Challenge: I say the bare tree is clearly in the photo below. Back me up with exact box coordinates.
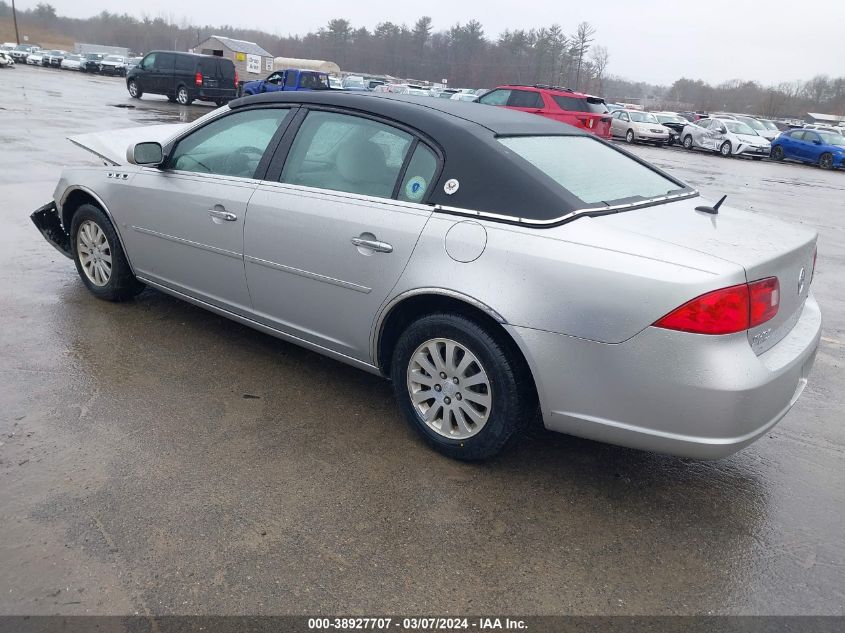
[572,21,595,91]
[589,45,609,94]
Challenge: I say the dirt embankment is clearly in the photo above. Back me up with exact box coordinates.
[0,17,75,50]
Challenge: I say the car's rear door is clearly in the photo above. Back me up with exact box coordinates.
[504,89,545,116]
[113,106,294,314]
[243,108,438,362]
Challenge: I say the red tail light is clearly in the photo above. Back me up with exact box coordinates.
[195,72,203,86]
[749,277,779,327]
[234,70,239,87]
[654,277,780,335]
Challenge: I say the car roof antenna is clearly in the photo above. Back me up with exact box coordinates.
[695,194,726,215]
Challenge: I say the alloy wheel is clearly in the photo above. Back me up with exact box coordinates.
[406,338,492,440]
[76,220,112,287]
[128,81,138,97]
[820,154,833,170]
[177,88,188,105]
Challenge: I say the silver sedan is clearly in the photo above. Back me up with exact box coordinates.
[31,92,820,461]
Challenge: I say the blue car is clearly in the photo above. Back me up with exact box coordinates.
[242,69,330,96]
[771,128,845,170]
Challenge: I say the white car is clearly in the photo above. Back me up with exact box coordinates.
[0,51,14,68]
[450,92,478,102]
[681,117,771,159]
[60,54,84,71]
[26,51,44,65]
[735,115,779,142]
[610,110,672,145]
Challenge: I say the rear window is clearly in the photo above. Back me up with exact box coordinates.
[498,136,682,206]
[552,96,608,114]
[218,59,236,80]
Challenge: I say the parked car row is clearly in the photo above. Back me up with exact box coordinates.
[0,43,138,76]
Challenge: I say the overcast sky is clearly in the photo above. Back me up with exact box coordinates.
[29,0,845,85]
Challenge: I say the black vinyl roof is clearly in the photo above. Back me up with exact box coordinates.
[230,91,688,223]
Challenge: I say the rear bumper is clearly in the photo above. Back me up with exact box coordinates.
[30,201,72,258]
[508,295,821,459]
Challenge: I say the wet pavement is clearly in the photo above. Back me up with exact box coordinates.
[0,65,844,615]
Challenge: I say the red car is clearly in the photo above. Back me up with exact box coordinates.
[477,84,612,139]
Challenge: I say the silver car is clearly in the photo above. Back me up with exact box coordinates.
[682,117,772,158]
[31,92,821,461]
[610,110,671,146]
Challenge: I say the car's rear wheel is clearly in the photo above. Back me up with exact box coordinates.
[127,80,142,99]
[683,135,694,149]
[819,153,834,170]
[70,204,144,302]
[390,313,533,461]
[625,129,635,143]
[176,85,193,105]
[719,141,732,157]
[771,145,785,161]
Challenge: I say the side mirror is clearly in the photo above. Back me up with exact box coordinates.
[127,141,163,166]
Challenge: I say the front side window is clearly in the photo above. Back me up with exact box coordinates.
[280,111,412,199]
[478,89,511,106]
[498,135,683,206]
[169,108,290,178]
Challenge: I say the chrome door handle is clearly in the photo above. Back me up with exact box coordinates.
[351,237,393,253]
[208,208,238,222]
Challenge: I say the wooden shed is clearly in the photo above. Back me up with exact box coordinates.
[193,35,274,82]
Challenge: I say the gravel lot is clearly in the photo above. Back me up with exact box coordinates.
[1,65,844,616]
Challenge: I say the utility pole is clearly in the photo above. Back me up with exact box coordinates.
[11,0,21,44]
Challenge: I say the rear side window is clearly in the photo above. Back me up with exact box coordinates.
[280,111,413,199]
[507,90,543,108]
[398,144,439,203]
[498,135,682,206]
[552,96,607,113]
[285,72,298,88]
[174,54,194,72]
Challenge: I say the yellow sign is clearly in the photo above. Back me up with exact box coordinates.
[235,52,246,61]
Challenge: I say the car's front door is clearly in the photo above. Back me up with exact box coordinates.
[243,109,438,362]
[113,107,294,313]
[798,131,821,161]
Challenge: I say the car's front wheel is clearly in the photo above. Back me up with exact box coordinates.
[70,204,144,302]
[771,145,785,161]
[683,135,694,149]
[390,313,534,461]
[127,79,142,99]
[719,141,732,157]
[625,129,635,143]
[176,85,193,105]
[819,153,834,170]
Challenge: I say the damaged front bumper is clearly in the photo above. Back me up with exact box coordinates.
[31,201,72,258]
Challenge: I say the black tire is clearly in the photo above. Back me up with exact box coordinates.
[215,98,229,107]
[176,85,193,106]
[719,141,732,157]
[70,204,144,302]
[771,145,785,161]
[819,153,834,170]
[390,313,534,461]
[625,129,635,144]
[683,135,694,149]
[127,79,142,99]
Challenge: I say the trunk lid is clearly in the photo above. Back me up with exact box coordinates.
[595,197,817,354]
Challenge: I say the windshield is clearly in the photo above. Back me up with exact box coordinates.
[725,121,757,135]
[630,112,659,124]
[656,114,685,124]
[818,131,845,146]
[498,135,683,207]
[737,116,765,131]
[343,77,365,89]
[759,119,779,131]
[104,55,123,62]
